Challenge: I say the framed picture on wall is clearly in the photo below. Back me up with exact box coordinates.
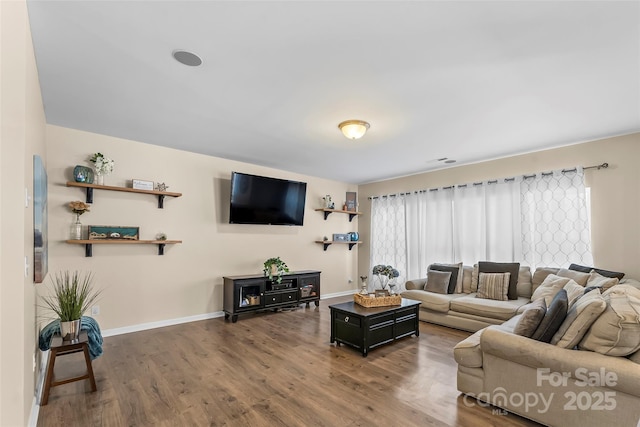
[33,155,48,283]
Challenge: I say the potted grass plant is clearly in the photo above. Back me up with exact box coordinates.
[263,257,290,284]
[40,271,102,342]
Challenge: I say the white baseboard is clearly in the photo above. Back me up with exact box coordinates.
[102,291,355,337]
[102,311,225,337]
[28,395,40,427]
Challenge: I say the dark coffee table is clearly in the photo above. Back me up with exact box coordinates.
[329,298,421,357]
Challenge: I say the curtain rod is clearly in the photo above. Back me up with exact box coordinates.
[368,162,608,200]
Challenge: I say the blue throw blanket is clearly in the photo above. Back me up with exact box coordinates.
[39,316,103,360]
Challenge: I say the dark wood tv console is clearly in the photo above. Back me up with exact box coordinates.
[223,271,321,322]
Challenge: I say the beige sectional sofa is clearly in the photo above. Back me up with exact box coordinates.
[402,266,640,427]
[401,265,534,332]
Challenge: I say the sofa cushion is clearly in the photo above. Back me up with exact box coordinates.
[450,295,529,321]
[531,289,568,343]
[461,265,474,293]
[424,269,451,294]
[551,288,606,349]
[586,270,619,292]
[531,267,560,294]
[514,298,547,338]
[400,289,465,313]
[453,329,484,368]
[579,284,640,356]
[556,268,590,286]
[531,274,570,306]
[478,261,520,300]
[629,348,640,364]
[428,264,459,294]
[569,263,625,280]
[563,279,585,308]
[516,266,533,299]
[476,272,510,301]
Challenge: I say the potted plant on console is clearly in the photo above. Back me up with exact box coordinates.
[40,271,102,342]
[263,257,290,284]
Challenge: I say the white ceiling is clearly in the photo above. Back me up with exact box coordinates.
[27,1,640,184]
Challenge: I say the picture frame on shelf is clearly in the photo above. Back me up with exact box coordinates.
[132,179,154,190]
[88,225,139,240]
[346,191,357,211]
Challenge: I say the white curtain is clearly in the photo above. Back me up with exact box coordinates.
[405,188,454,280]
[520,168,592,269]
[370,167,592,282]
[370,196,407,287]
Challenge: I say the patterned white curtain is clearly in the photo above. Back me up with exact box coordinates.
[520,168,592,269]
[370,167,593,283]
[370,196,407,289]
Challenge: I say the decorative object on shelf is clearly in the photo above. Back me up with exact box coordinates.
[156,182,168,192]
[332,233,350,242]
[69,201,90,240]
[263,257,290,284]
[155,232,167,241]
[88,225,139,241]
[359,275,368,294]
[39,271,102,342]
[73,165,94,184]
[322,194,332,209]
[346,191,357,211]
[349,232,359,241]
[338,119,370,140]
[89,152,114,186]
[372,264,400,290]
[132,179,154,190]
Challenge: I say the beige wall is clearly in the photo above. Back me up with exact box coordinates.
[0,0,47,425]
[357,133,640,281]
[45,125,360,331]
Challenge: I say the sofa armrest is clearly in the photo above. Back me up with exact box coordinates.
[405,278,426,290]
[480,327,640,397]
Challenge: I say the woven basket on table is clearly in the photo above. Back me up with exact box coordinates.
[354,292,401,308]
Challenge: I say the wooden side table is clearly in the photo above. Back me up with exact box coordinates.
[41,330,97,405]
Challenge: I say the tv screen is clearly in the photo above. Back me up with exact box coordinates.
[229,172,307,226]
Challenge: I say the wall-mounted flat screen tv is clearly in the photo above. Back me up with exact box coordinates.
[229,172,307,226]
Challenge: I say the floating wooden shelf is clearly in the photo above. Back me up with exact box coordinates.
[314,208,361,222]
[66,239,182,257]
[315,240,362,251]
[66,181,182,208]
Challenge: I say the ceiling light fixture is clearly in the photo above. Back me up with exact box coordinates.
[172,50,203,67]
[338,120,370,140]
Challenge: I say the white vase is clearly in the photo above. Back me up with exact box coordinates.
[96,173,104,186]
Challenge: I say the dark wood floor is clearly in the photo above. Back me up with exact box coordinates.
[37,295,540,426]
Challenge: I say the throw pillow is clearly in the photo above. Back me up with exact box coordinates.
[563,280,585,308]
[429,263,460,294]
[470,264,479,293]
[556,268,590,286]
[531,289,569,343]
[580,285,640,356]
[629,348,640,364]
[478,261,520,300]
[586,270,619,292]
[531,274,570,306]
[513,299,547,338]
[569,263,625,280]
[424,270,452,294]
[476,272,510,301]
[531,267,560,294]
[551,289,607,348]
